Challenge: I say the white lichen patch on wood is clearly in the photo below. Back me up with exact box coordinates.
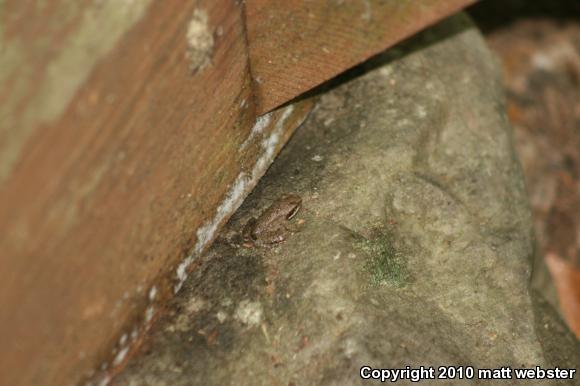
[239,113,272,150]
[112,346,129,366]
[87,279,161,385]
[361,0,372,21]
[186,9,214,73]
[96,375,111,386]
[145,305,155,324]
[148,286,157,301]
[173,105,300,294]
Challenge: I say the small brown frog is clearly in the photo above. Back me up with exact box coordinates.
[243,194,302,245]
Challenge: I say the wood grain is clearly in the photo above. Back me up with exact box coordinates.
[245,0,476,114]
[0,1,311,385]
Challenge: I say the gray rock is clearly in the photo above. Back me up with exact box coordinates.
[114,14,580,386]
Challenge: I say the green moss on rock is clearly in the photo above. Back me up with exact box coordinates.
[356,229,410,287]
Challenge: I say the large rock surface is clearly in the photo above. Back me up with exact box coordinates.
[113,14,580,386]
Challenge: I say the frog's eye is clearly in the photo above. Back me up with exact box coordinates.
[286,206,300,220]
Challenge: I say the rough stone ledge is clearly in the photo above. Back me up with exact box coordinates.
[113,14,580,386]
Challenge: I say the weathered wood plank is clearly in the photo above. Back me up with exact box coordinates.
[245,0,476,114]
[0,1,311,385]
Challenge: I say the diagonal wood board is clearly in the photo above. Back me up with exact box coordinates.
[245,0,476,114]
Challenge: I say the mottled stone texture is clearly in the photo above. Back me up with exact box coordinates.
[114,14,580,386]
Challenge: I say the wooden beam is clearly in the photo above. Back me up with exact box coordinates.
[0,1,311,385]
[245,0,476,114]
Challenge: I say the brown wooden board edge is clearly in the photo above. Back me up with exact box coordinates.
[87,99,314,385]
[245,0,478,115]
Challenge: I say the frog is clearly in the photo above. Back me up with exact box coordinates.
[243,194,302,246]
